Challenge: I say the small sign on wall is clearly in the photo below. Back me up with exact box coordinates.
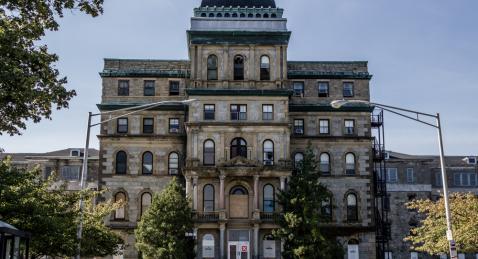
[263,240,276,258]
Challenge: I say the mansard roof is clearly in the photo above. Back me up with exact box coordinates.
[200,0,276,8]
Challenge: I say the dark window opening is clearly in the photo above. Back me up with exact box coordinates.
[144,80,155,96]
[204,104,215,120]
[169,81,180,96]
[143,118,154,134]
[231,104,247,120]
[207,55,218,80]
[117,118,128,134]
[116,151,127,175]
[294,119,304,135]
[169,118,180,133]
[230,138,247,159]
[260,56,270,80]
[318,82,329,97]
[234,55,245,80]
[118,80,129,96]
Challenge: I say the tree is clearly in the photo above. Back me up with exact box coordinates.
[0,157,124,258]
[0,0,104,136]
[405,193,478,255]
[135,178,194,259]
[273,146,343,258]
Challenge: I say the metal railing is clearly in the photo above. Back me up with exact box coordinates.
[193,212,219,222]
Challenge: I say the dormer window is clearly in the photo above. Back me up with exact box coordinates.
[465,157,477,165]
[70,149,81,157]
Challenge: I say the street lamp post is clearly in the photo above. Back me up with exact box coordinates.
[331,99,458,259]
[75,99,196,259]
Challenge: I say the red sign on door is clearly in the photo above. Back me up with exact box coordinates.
[241,246,248,252]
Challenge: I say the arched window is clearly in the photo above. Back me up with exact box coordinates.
[114,192,126,220]
[240,13,245,17]
[347,193,358,221]
[224,13,230,17]
[202,234,215,256]
[232,13,238,18]
[216,13,223,17]
[294,153,304,169]
[248,13,253,18]
[203,140,215,166]
[256,13,262,18]
[230,138,247,159]
[141,192,152,217]
[230,186,248,195]
[260,56,270,80]
[345,153,356,175]
[209,13,215,17]
[207,55,218,81]
[116,151,127,175]
[169,152,179,175]
[263,13,269,18]
[234,55,245,81]
[203,184,215,212]
[271,13,277,18]
[263,140,274,165]
[142,152,153,175]
[201,13,207,17]
[263,184,275,212]
[321,196,332,220]
[319,153,331,175]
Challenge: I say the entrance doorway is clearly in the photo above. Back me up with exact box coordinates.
[228,241,250,259]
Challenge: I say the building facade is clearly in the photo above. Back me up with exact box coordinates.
[98,0,380,258]
[385,152,478,259]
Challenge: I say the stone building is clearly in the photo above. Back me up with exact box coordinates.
[0,148,99,191]
[97,0,381,258]
[384,151,478,259]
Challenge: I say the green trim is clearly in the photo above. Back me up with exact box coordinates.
[289,104,375,112]
[288,61,368,65]
[186,89,293,96]
[97,103,188,111]
[100,70,190,78]
[288,70,372,80]
[187,30,291,45]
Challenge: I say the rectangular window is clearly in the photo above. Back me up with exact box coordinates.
[343,82,354,97]
[143,118,154,134]
[458,254,465,259]
[318,82,329,97]
[117,118,128,133]
[436,172,443,187]
[384,252,393,259]
[204,104,215,120]
[143,80,155,96]
[293,82,305,96]
[294,119,304,135]
[230,104,247,121]
[344,120,355,135]
[319,119,330,134]
[454,172,477,186]
[386,168,398,183]
[407,168,415,184]
[169,81,180,96]
[45,166,53,179]
[410,252,418,259]
[118,80,129,96]
[61,166,81,181]
[262,105,273,121]
[169,118,180,133]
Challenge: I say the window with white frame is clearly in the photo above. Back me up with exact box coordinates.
[294,119,304,135]
[454,172,477,186]
[407,168,415,184]
[385,252,393,259]
[344,120,355,135]
[60,166,81,181]
[343,82,354,97]
[293,82,304,96]
[318,82,329,97]
[230,104,247,121]
[262,105,274,121]
[319,119,330,134]
[386,168,398,183]
[169,118,180,133]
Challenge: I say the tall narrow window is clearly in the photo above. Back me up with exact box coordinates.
[169,81,180,96]
[294,119,304,135]
[262,105,273,120]
[230,104,247,121]
[169,118,180,133]
[263,140,274,166]
[143,80,155,96]
[203,140,215,166]
[345,153,356,175]
[344,120,355,135]
[118,80,129,96]
[230,138,247,159]
[117,118,128,133]
[343,82,354,97]
[263,184,275,212]
[407,168,415,184]
[386,168,398,183]
[169,152,179,175]
[321,196,332,220]
[319,153,331,175]
[203,185,215,212]
[114,192,126,220]
[207,55,218,80]
[116,151,127,175]
[143,118,154,134]
[294,153,304,169]
[260,56,270,80]
[234,55,244,80]
[318,82,329,97]
[293,82,304,97]
[347,193,358,221]
[142,152,153,175]
[141,192,152,217]
[319,119,330,134]
[204,104,215,120]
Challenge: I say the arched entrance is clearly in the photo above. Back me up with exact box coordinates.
[229,186,249,219]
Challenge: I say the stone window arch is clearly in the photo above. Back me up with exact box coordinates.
[140,192,152,217]
[263,140,274,165]
[115,151,127,175]
[169,152,179,175]
[294,152,304,169]
[346,193,359,222]
[345,153,356,175]
[114,192,127,220]
[142,151,153,175]
[203,184,215,212]
[230,138,247,159]
[319,153,331,175]
[263,184,275,212]
[234,55,245,80]
[203,139,215,166]
[260,55,270,80]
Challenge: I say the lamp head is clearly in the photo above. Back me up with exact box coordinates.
[181,99,197,104]
[331,100,349,109]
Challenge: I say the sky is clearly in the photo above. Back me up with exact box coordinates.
[1,0,477,155]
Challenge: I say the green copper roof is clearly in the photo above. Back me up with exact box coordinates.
[288,70,372,80]
[289,104,375,112]
[186,89,293,96]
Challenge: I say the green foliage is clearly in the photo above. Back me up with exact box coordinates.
[0,0,103,136]
[405,193,478,255]
[135,178,194,259]
[0,157,124,258]
[273,146,343,258]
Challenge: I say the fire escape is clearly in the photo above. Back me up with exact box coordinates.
[371,109,390,259]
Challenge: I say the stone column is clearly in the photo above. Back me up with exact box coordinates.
[219,175,225,209]
[254,224,259,259]
[280,177,286,191]
[254,175,260,210]
[185,176,192,198]
[193,176,198,211]
[220,223,226,259]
